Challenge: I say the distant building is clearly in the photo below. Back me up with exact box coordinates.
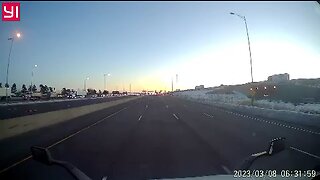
[195,85,204,90]
[268,73,289,83]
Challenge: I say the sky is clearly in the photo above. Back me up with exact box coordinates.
[1,1,320,92]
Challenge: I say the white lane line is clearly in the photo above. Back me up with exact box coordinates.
[0,156,32,174]
[166,105,169,109]
[47,107,127,149]
[290,146,320,160]
[145,105,148,109]
[138,115,143,121]
[173,113,179,120]
[227,111,320,135]
[221,165,232,174]
[203,112,214,118]
[203,113,210,117]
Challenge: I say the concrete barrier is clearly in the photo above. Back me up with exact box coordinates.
[0,96,140,140]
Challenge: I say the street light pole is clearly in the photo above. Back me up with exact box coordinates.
[230,12,254,83]
[5,38,14,103]
[104,74,106,91]
[230,12,254,105]
[84,77,89,92]
[5,32,21,103]
[244,17,254,84]
[103,73,110,92]
[171,77,173,92]
[31,65,38,97]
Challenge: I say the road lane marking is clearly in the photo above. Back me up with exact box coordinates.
[0,107,129,175]
[221,165,232,174]
[47,107,128,149]
[173,114,179,120]
[166,105,169,108]
[203,113,214,118]
[138,115,143,121]
[290,146,320,160]
[226,111,320,135]
[0,156,32,174]
[203,113,210,117]
[145,105,148,109]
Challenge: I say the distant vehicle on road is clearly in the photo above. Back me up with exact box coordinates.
[77,94,85,98]
[30,92,42,101]
[112,91,120,96]
[67,94,77,99]
[49,92,58,99]
[57,94,64,98]
[76,91,87,98]
[22,93,32,100]
[0,88,12,100]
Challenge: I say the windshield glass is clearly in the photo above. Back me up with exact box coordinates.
[0,1,320,180]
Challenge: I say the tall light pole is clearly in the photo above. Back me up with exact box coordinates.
[5,32,21,103]
[31,64,38,95]
[104,73,111,92]
[230,12,253,83]
[84,77,89,92]
[230,12,254,105]
[176,74,178,90]
[171,77,173,92]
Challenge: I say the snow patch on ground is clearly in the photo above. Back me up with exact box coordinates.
[174,90,320,128]
[174,90,320,115]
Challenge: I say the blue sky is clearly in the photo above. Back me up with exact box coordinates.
[1,1,320,92]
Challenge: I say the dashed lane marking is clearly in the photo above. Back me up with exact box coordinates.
[225,111,320,135]
[173,113,179,120]
[221,165,232,174]
[203,113,214,118]
[290,146,320,160]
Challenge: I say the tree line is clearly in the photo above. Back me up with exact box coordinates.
[1,82,118,96]
[0,82,55,94]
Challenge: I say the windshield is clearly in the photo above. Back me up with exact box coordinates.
[0,1,320,180]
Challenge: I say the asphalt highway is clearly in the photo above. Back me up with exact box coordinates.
[0,96,319,180]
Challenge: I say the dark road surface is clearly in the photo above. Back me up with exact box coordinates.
[0,96,130,120]
[0,96,319,180]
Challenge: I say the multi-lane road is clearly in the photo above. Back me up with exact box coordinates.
[0,96,319,180]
